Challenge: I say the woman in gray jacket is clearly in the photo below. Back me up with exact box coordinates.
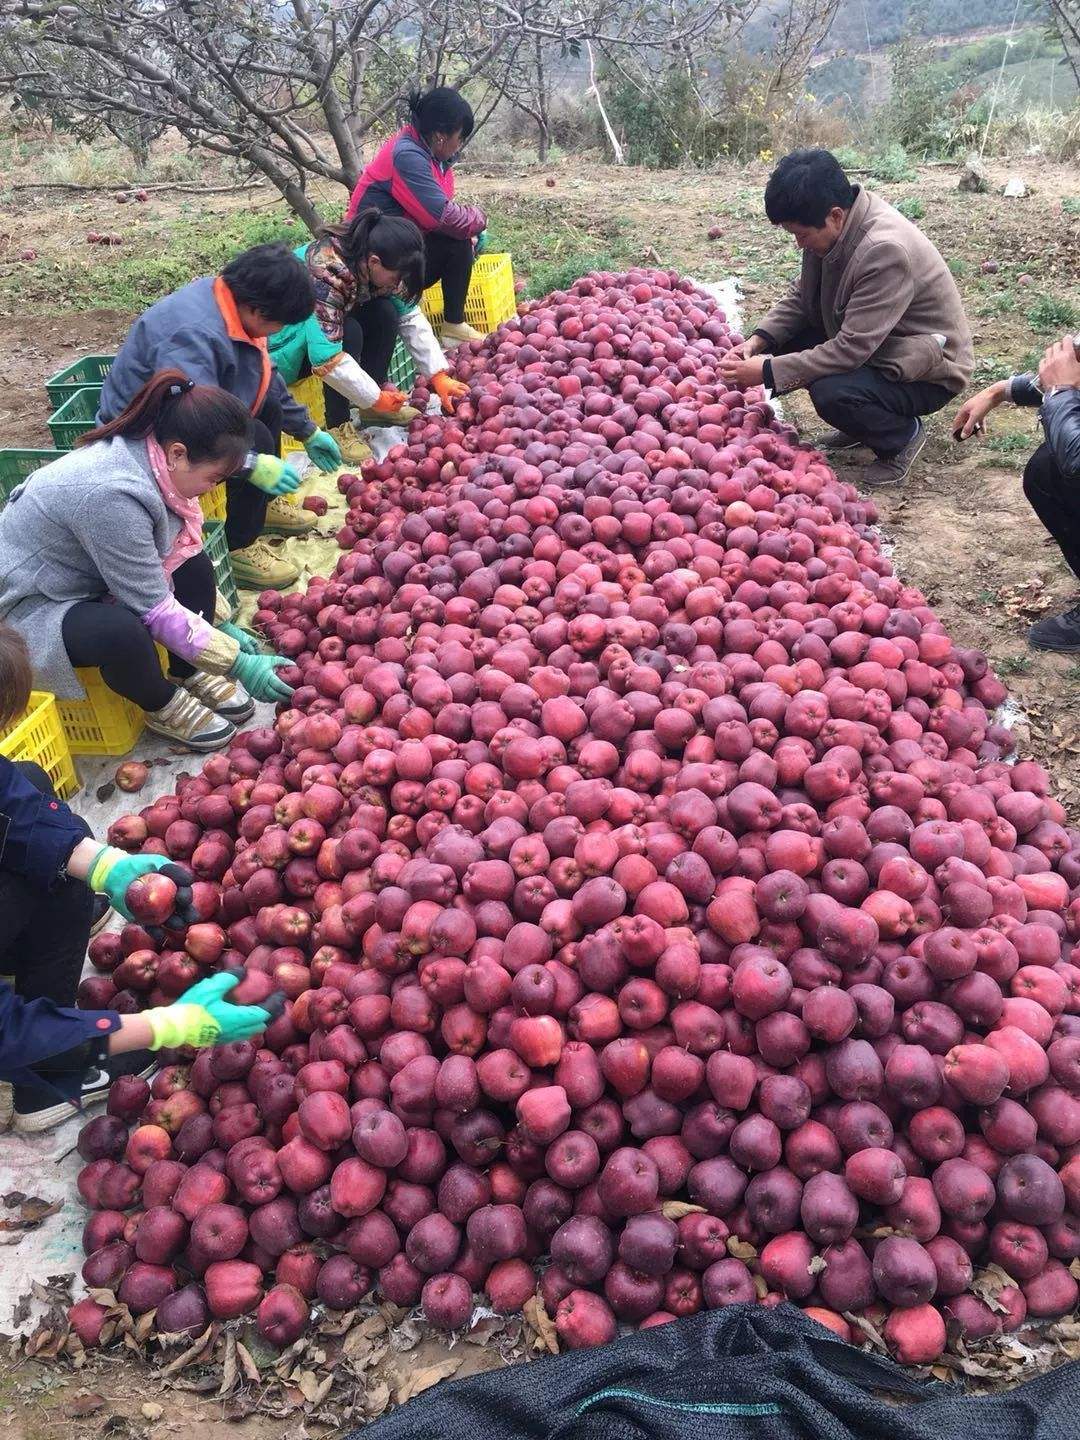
[0,370,294,750]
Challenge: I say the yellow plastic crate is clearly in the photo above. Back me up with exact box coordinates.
[0,691,78,798]
[57,645,169,756]
[58,669,145,756]
[199,483,226,522]
[421,253,516,335]
[281,375,326,485]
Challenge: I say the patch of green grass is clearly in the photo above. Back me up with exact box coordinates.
[972,356,1014,384]
[948,257,968,278]
[994,654,1033,676]
[834,143,915,183]
[1027,293,1080,334]
[485,202,638,298]
[894,196,925,221]
[976,292,1016,318]
[0,207,304,313]
[987,430,1034,455]
[1063,196,1080,216]
[1065,661,1080,683]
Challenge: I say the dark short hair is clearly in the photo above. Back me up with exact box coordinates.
[408,86,475,142]
[221,242,315,325]
[764,149,857,228]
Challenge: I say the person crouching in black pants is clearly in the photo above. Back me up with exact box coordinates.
[954,335,1080,652]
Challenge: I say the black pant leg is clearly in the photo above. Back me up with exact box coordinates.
[323,300,401,428]
[164,551,218,681]
[225,406,280,550]
[0,765,93,1010]
[61,600,174,711]
[806,367,952,456]
[424,233,474,325]
[1023,443,1080,581]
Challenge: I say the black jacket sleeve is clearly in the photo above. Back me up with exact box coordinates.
[0,755,91,888]
[1042,387,1080,480]
[1007,374,1044,407]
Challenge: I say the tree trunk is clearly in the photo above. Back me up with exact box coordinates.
[1049,0,1080,90]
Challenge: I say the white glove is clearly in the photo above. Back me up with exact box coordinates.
[398,306,447,380]
[315,352,382,410]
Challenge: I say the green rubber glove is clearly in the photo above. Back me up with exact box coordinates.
[304,428,342,472]
[219,620,262,655]
[86,850,194,922]
[475,229,489,255]
[144,972,271,1050]
[247,454,302,495]
[229,651,295,703]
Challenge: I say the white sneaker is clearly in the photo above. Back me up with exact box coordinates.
[144,688,236,751]
[183,671,255,723]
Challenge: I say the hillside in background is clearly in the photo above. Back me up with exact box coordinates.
[821,0,1046,52]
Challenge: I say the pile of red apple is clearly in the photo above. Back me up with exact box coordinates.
[69,269,1080,1367]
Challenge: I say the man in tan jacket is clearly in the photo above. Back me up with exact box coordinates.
[721,149,973,487]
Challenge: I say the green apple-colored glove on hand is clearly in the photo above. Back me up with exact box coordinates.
[229,651,294,703]
[219,620,262,655]
[144,972,271,1050]
[304,428,342,472]
[85,850,195,922]
[247,454,302,495]
[474,229,489,255]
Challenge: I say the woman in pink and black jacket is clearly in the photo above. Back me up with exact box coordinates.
[347,88,487,345]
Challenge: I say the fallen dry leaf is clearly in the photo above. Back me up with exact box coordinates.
[66,1392,107,1418]
[523,1295,559,1355]
[661,1201,705,1221]
[396,1357,462,1404]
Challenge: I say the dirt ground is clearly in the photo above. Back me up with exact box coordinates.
[0,153,1078,1437]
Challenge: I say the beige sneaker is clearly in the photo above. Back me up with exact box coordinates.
[441,320,484,345]
[143,688,236,751]
[230,540,298,590]
[263,496,318,537]
[184,672,255,723]
[327,420,374,466]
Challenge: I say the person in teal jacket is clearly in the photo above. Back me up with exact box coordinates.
[269,209,467,464]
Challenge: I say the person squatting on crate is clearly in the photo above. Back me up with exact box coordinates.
[0,627,273,1133]
[953,336,1080,653]
[720,149,974,490]
[0,372,295,750]
[347,87,488,346]
[97,243,343,591]
[269,208,469,465]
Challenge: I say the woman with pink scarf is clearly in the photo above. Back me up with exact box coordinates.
[0,370,293,751]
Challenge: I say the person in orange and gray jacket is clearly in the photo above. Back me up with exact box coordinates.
[721,149,973,489]
[98,244,339,592]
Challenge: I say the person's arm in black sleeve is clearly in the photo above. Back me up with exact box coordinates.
[1041,387,1080,478]
[1007,374,1044,407]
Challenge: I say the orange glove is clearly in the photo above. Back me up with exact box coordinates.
[431,372,468,414]
[371,388,410,414]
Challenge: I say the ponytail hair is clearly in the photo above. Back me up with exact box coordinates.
[323,208,425,303]
[408,86,475,142]
[0,623,33,727]
[79,369,252,469]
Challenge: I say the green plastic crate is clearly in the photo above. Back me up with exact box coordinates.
[203,518,238,619]
[45,354,114,408]
[47,387,100,451]
[0,447,62,506]
[388,337,416,393]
